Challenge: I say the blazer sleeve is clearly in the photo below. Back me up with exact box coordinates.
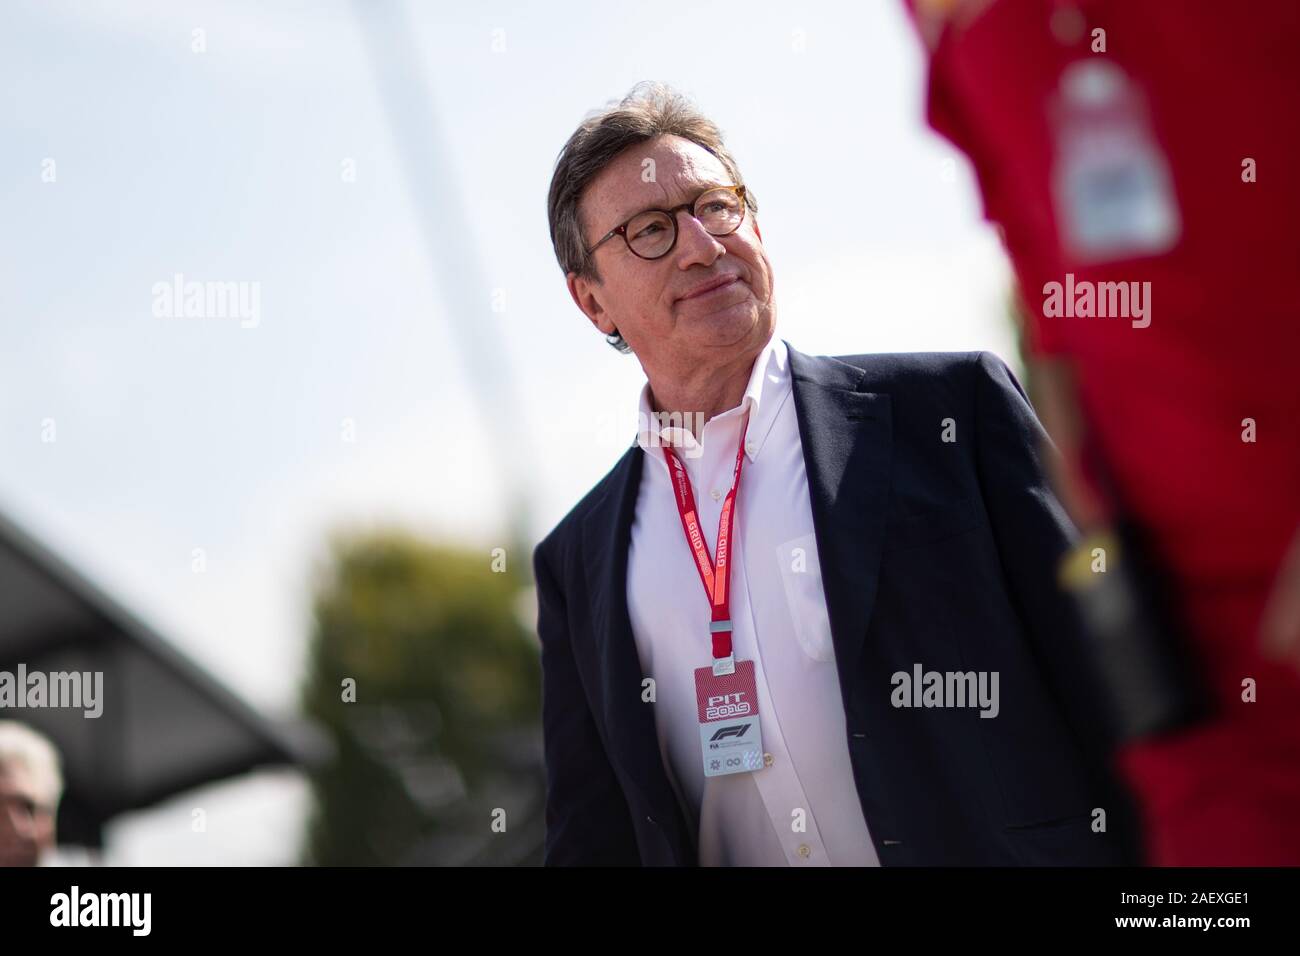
[970,351,1142,855]
[534,538,642,866]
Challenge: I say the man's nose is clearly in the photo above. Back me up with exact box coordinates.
[673,210,726,267]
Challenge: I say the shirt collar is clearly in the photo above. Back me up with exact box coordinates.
[635,335,790,466]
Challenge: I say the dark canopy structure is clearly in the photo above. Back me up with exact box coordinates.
[0,508,327,848]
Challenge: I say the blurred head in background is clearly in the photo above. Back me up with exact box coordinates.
[549,82,776,416]
[0,721,63,867]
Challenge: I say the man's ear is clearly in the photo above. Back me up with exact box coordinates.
[566,271,618,337]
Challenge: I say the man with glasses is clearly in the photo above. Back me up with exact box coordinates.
[536,81,1140,866]
[0,722,62,867]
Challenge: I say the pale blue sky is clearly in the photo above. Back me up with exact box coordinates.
[2,0,1012,861]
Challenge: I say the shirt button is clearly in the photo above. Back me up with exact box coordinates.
[710,489,721,501]
[763,753,774,767]
[797,844,811,859]
[745,442,756,455]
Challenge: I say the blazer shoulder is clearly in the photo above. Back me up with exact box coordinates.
[826,349,1006,397]
[819,350,1029,425]
[831,349,988,381]
[534,446,637,571]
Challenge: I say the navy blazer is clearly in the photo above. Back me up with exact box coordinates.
[533,343,1141,866]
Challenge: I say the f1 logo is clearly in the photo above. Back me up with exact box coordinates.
[709,723,751,741]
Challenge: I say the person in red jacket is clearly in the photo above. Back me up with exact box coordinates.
[905,0,1300,864]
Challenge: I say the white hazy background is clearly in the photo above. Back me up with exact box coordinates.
[0,0,1013,864]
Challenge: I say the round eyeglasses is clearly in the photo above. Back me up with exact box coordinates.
[584,184,747,261]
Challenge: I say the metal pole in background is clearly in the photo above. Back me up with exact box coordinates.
[352,0,536,569]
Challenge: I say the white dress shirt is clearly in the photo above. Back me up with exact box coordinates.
[626,333,880,867]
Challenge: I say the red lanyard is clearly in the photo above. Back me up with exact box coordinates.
[661,411,751,664]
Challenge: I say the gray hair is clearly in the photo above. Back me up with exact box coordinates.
[0,721,64,808]
[546,81,759,353]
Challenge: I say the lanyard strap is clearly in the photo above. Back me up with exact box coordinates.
[661,411,751,662]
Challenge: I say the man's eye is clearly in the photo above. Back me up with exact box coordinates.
[633,223,664,240]
[2,795,37,816]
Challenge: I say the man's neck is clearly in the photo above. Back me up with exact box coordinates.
[647,346,763,439]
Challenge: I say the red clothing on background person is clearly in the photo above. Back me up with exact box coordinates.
[907,0,1300,863]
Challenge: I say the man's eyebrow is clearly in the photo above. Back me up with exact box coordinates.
[611,181,721,226]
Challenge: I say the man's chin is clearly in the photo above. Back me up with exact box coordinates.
[677,298,757,332]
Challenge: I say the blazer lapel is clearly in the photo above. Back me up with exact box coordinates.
[579,448,686,833]
[785,342,894,691]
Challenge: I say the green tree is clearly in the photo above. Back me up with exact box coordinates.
[300,529,543,865]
